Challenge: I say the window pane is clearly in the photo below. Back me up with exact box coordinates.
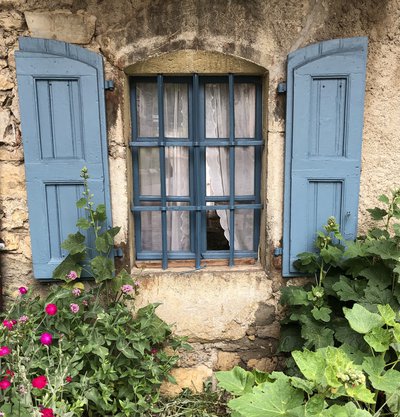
[205,83,229,138]
[235,147,254,195]
[166,147,189,196]
[136,82,159,137]
[139,148,160,196]
[234,83,256,138]
[164,83,188,138]
[140,203,161,251]
[167,202,190,251]
[206,203,230,251]
[235,208,254,251]
[206,147,229,196]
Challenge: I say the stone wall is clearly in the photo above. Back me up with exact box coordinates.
[0,0,399,392]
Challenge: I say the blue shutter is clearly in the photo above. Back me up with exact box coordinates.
[283,37,368,276]
[15,37,112,280]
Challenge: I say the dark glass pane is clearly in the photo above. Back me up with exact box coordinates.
[206,203,229,250]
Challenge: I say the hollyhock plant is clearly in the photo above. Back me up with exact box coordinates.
[0,346,11,356]
[45,303,57,316]
[32,375,48,390]
[40,333,53,346]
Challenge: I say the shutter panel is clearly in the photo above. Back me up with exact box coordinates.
[15,37,112,280]
[283,37,368,277]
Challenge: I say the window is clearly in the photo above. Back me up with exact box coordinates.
[130,75,263,269]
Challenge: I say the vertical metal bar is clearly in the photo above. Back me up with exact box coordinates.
[188,79,196,256]
[158,75,168,269]
[228,74,235,266]
[193,74,201,269]
[254,81,262,250]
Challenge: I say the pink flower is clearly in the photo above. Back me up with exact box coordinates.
[134,280,140,287]
[121,284,133,294]
[0,380,11,390]
[67,271,78,280]
[45,304,57,316]
[72,288,81,297]
[0,346,11,356]
[70,303,79,314]
[40,333,53,345]
[66,376,72,383]
[2,320,14,330]
[18,315,28,323]
[82,300,88,306]
[18,286,28,295]
[32,375,47,389]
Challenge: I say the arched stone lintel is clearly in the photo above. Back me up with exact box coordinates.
[124,50,267,76]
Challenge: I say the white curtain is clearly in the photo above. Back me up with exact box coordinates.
[205,83,255,251]
[138,82,255,252]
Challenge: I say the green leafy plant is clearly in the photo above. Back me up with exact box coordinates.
[217,303,400,417]
[280,190,400,355]
[0,168,189,417]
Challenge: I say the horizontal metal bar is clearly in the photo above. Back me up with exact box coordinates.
[137,252,196,260]
[201,251,258,259]
[206,195,256,202]
[131,203,263,212]
[138,196,191,202]
[130,140,264,148]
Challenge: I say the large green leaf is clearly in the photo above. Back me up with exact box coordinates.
[345,384,375,404]
[292,350,325,383]
[364,327,391,352]
[332,276,364,302]
[278,324,304,353]
[311,307,331,322]
[228,378,304,417]
[52,253,84,279]
[322,403,373,417]
[366,239,400,260]
[377,304,396,326]
[362,355,385,378]
[368,369,400,394]
[281,287,309,306]
[367,207,387,221]
[300,317,334,349]
[343,304,384,334]
[90,256,114,283]
[61,231,86,254]
[216,366,255,396]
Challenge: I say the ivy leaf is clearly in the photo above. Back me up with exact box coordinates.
[343,304,384,334]
[90,256,114,283]
[228,378,304,417]
[311,307,332,323]
[280,286,310,306]
[61,232,86,254]
[367,207,388,220]
[364,327,391,352]
[76,217,91,230]
[216,366,255,396]
[76,198,87,208]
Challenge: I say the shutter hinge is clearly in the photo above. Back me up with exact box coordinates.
[273,247,283,256]
[104,80,115,91]
[277,82,287,94]
[114,247,123,258]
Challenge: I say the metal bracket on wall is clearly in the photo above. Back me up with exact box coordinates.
[277,82,287,94]
[104,80,115,91]
[114,247,123,258]
[273,247,283,256]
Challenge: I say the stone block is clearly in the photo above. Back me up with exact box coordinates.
[25,11,96,45]
[0,69,14,90]
[160,365,213,396]
[0,11,24,31]
[216,351,241,370]
[247,357,278,373]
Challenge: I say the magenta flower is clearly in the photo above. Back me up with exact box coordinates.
[2,320,13,330]
[18,286,28,295]
[32,375,47,389]
[0,346,11,356]
[67,271,78,280]
[45,304,57,316]
[40,333,53,345]
[121,284,134,294]
[70,303,79,313]
[0,380,11,390]
[72,288,81,297]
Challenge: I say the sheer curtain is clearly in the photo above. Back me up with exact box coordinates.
[138,81,255,252]
[205,83,255,251]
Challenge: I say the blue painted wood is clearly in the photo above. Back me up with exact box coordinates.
[283,37,368,277]
[15,37,112,280]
